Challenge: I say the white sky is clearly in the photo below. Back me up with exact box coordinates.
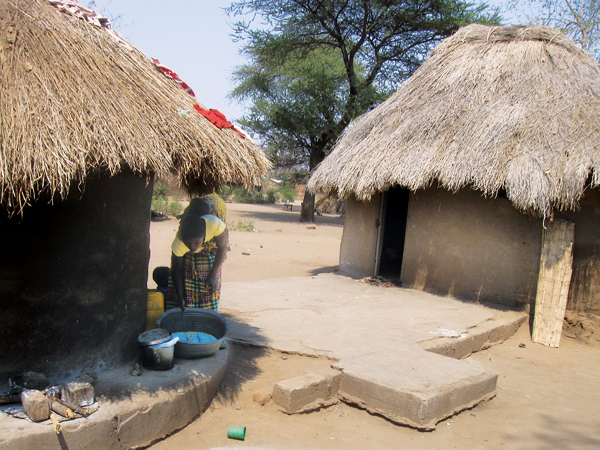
[89,1,529,124]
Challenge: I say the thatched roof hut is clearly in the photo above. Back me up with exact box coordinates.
[0,0,270,382]
[308,24,600,217]
[307,24,600,324]
[1,0,269,214]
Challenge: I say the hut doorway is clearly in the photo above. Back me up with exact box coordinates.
[378,186,409,281]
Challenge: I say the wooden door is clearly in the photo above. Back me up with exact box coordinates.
[532,219,575,347]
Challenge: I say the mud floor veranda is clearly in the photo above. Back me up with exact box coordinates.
[147,202,600,450]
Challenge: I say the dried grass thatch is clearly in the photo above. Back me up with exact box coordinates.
[308,24,600,216]
[0,0,270,213]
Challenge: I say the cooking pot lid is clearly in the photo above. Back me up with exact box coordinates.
[138,328,171,346]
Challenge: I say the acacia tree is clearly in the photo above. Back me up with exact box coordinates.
[228,0,500,222]
[231,47,382,179]
[509,0,600,58]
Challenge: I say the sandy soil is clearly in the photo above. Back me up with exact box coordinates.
[148,202,600,450]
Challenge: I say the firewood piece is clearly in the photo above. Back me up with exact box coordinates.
[47,395,88,417]
[50,413,61,434]
[49,399,74,419]
[21,390,50,422]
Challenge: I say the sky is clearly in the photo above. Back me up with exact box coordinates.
[88,1,526,124]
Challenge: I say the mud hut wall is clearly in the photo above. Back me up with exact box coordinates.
[339,194,382,278]
[557,188,600,315]
[401,187,542,308]
[0,169,152,382]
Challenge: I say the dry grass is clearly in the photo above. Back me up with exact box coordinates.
[0,0,270,214]
[308,24,600,216]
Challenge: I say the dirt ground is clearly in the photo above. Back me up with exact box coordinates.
[147,202,600,450]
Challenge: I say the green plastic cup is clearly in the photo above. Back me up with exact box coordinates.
[227,426,247,440]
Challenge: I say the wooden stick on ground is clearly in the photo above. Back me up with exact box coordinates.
[48,399,74,419]
[46,395,88,417]
[50,413,61,434]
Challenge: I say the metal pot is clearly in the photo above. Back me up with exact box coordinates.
[141,335,179,370]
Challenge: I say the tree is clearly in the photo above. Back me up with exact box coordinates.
[228,0,500,222]
[231,46,382,176]
[508,0,600,58]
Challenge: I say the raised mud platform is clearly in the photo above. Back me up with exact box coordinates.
[0,348,228,450]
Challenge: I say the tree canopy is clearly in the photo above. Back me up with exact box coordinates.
[228,0,501,221]
[232,47,381,169]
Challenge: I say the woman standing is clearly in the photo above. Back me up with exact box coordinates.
[164,194,228,311]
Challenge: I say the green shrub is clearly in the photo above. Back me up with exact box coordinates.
[232,188,259,203]
[152,197,183,217]
[167,200,183,217]
[266,189,277,204]
[229,187,279,204]
[153,182,169,199]
[232,187,249,203]
[152,197,168,213]
[219,185,233,200]
[280,188,295,202]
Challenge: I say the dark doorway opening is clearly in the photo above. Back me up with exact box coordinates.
[378,186,409,280]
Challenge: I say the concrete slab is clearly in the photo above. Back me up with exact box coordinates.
[273,368,341,414]
[0,349,228,450]
[221,273,527,429]
[333,349,497,430]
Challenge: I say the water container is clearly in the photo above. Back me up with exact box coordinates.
[145,289,165,331]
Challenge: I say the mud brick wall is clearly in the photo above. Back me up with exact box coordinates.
[0,169,152,382]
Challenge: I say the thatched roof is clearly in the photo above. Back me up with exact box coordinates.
[308,24,600,216]
[0,0,270,213]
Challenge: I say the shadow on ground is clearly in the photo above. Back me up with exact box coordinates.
[499,414,600,450]
[214,342,268,404]
[308,265,340,276]
[215,313,269,404]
